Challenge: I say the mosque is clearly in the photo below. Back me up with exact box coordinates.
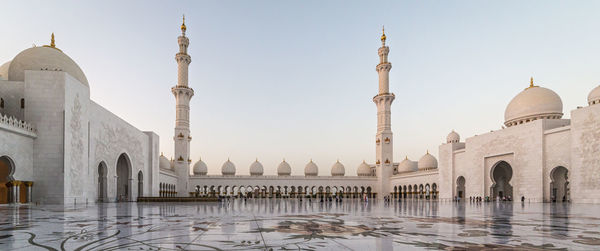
[2,18,600,205]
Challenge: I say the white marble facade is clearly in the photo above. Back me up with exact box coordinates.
[2,24,600,204]
[0,38,159,204]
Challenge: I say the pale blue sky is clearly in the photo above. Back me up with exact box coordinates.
[2,1,600,175]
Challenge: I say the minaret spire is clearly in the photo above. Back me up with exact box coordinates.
[373,27,395,198]
[172,16,194,196]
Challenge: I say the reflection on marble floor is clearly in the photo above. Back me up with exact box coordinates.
[0,199,599,250]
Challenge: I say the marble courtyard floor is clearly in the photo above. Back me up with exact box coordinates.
[0,199,599,250]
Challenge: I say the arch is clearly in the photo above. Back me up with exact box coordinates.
[432,183,437,199]
[456,176,465,199]
[116,153,132,202]
[550,166,569,202]
[418,184,424,199]
[0,156,15,204]
[490,161,513,200]
[425,184,431,199]
[137,170,143,198]
[97,161,108,202]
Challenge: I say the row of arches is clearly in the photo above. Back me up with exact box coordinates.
[193,185,375,199]
[392,183,438,200]
[159,183,176,197]
[97,153,143,202]
[454,162,569,202]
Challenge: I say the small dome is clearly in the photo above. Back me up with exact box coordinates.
[398,156,418,173]
[159,154,171,170]
[277,160,291,176]
[193,158,208,175]
[588,85,600,106]
[249,159,264,176]
[446,130,460,143]
[304,160,318,176]
[357,161,371,176]
[0,61,10,80]
[504,80,562,127]
[418,152,438,170]
[8,46,89,86]
[331,160,345,176]
[221,159,236,175]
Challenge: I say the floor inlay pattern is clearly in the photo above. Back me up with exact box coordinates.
[0,199,598,250]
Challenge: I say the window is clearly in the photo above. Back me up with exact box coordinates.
[0,98,3,109]
[20,98,24,109]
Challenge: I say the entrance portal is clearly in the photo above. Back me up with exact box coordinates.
[456,176,465,199]
[491,161,513,201]
[550,166,569,202]
[116,154,131,202]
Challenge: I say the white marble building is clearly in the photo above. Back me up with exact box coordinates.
[3,19,600,204]
[0,34,160,204]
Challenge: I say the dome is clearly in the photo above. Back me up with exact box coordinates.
[249,159,264,176]
[159,154,171,170]
[418,152,438,170]
[304,160,318,176]
[357,161,371,176]
[398,156,418,173]
[588,85,600,106]
[221,159,236,175]
[331,160,345,176]
[446,130,460,143]
[8,46,88,86]
[277,160,291,176]
[0,61,10,80]
[193,158,208,175]
[504,80,562,127]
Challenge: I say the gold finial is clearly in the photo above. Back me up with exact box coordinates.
[181,14,187,33]
[426,149,429,154]
[43,32,62,51]
[530,77,534,87]
[50,33,55,47]
[380,25,386,43]
[405,155,408,160]
[526,77,538,89]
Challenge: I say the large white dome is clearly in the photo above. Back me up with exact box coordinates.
[7,46,89,86]
[159,154,171,170]
[418,152,438,170]
[356,161,371,176]
[304,160,318,176]
[193,158,208,175]
[504,80,562,127]
[331,160,345,176]
[398,156,418,173]
[277,160,291,176]
[249,160,264,176]
[221,159,236,175]
[588,85,600,106]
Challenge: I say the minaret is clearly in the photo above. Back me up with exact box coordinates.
[172,15,194,196]
[373,27,394,198]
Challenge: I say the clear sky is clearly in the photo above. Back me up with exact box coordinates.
[2,1,600,176]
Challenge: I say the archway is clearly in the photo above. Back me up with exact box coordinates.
[116,153,131,202]
[137,170,143,198]
[0,156,15,204]
[491,161,513,200]
[456,176,465,199]
[97,162,108,202]
[550,166,569,202]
